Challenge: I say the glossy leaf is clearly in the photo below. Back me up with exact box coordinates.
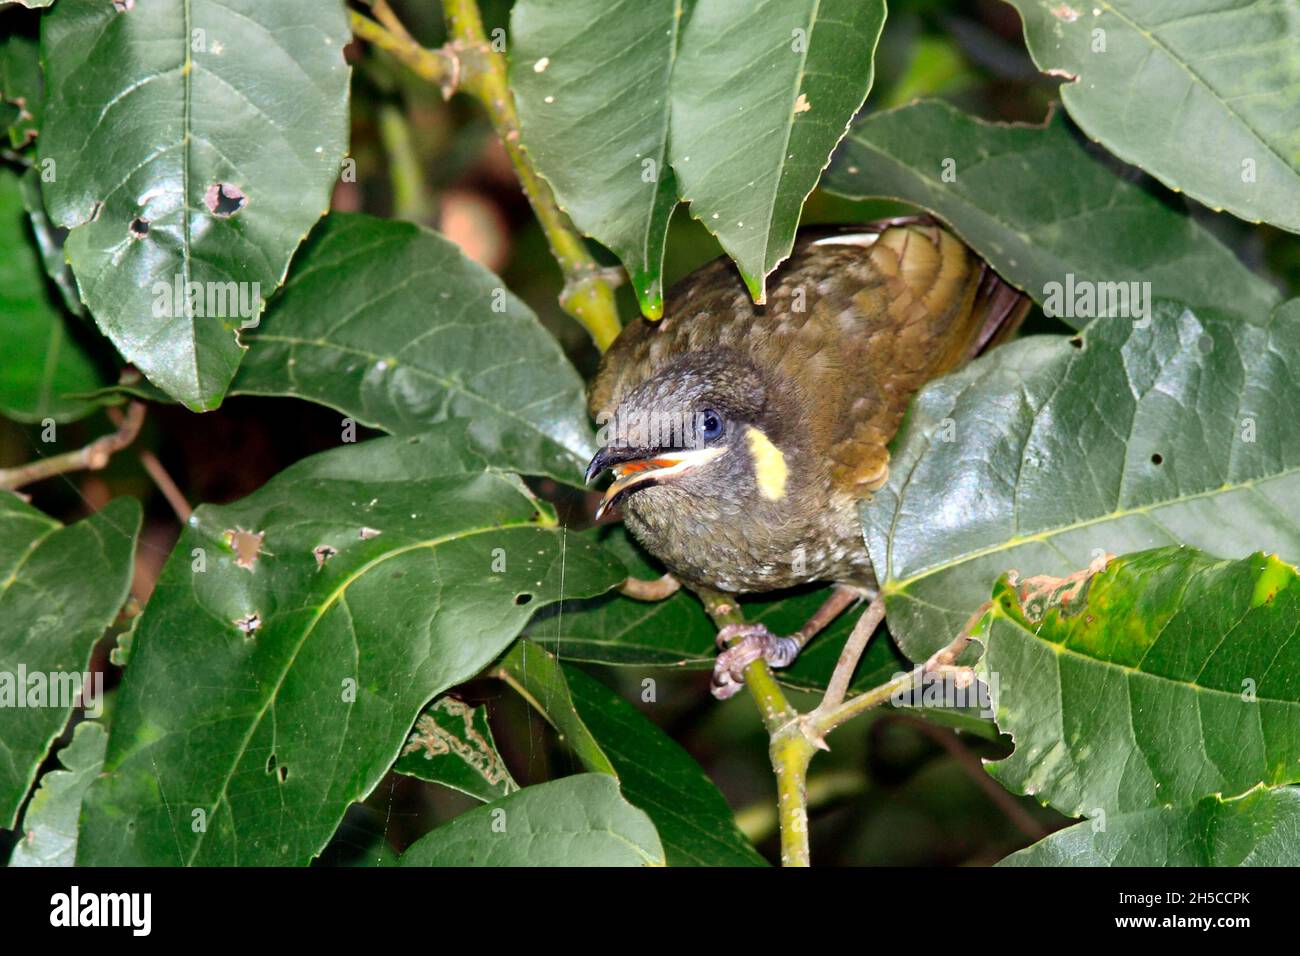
[530,529,1000,737]
[498,636,765,865]
[1006,0,1300,234]
[510,0,683,317]
[563,663,767,866]
[399,774,664,866]
[863,300,1300,661]
[393,695,518,803]
[0,496,139,828]
[9,721,106,867]
[1001,787,1300,867]
[0,167,106,422]
[824,100,1281,323]
[496,639,617,776]
[670,0,886,301]
[234,213,595,485]
[76,426,624,865]
[39,0,351,410]
[977,548,1300,817]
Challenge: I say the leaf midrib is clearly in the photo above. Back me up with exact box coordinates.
[185,518,545,865]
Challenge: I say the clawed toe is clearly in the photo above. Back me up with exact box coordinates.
[710,626,802,699]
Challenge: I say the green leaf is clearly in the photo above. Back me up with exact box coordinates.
[562,663,767,866]
[510,0,683,317]
[531,529,1001,738]
[18,166,85,317]
[0,32,41,149]
[1001,787,1300,867]
[669,0,886,301]
[497,636,765,865]
[1006,0,1300,234]
[233,213,595,485]
[496,638,617,776]
[0,495,140,828]
[0,166,107,423]
[863,299,1300,662]
[76,425,624,865]
[824,100,1281,324]
[398,774,664,866]
[9,721,107,867]
[977,548,1300,818]
[39,0,351,411]
[393,695,518,803]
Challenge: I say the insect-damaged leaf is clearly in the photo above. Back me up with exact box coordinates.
[976,548,1300,818]
[863,299,1300,662]
[38,0,351,410]
[76,425,624,865]
[0,496,139,828]
[393,696,518,803]
[399,774,664,866]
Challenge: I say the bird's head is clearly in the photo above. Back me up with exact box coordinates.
[585,350,800,521]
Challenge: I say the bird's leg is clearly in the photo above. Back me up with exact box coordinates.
[711,584,862,700]
[618,573,681,601]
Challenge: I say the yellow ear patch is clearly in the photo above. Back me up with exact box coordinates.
[745,427,788,500]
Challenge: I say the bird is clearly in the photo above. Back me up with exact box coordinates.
[584,217,1029,699]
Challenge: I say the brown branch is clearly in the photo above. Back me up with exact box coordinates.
[0,402,146,490]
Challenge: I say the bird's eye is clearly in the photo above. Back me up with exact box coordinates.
[699,409,724,442]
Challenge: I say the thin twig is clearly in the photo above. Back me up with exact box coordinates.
[0,402,146,490]
[819,593,885,712]
[350,0,624,349]
[888,713,1048,841]
[137,450,192,523]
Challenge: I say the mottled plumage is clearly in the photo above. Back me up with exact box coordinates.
[588,218,1027,596]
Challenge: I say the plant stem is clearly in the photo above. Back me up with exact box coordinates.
[350,3,624,350]
[377,103,434,223]
[0,402,146,490]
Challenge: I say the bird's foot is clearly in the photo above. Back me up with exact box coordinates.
[711,624,801,700]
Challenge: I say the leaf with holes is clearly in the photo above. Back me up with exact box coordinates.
[393,695,518,803]
[233,213,596,485]
[1006,0,1300,234]
[399,774,664,866]
[863,299,1300,663]
[510,0,684,317]
[9,721,107,867]
[975,548,1300,818]
[0,496,139,828]
[669,0,886,301]
[0,167,108,422]
[1001,787,1300,866]
[38,0,351,411]
[75,424,624,865]
[823,100,1281,324]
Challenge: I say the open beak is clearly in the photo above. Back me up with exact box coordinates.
[585,445,723,520]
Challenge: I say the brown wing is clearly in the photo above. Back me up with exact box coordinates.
[589,218,1028,493]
